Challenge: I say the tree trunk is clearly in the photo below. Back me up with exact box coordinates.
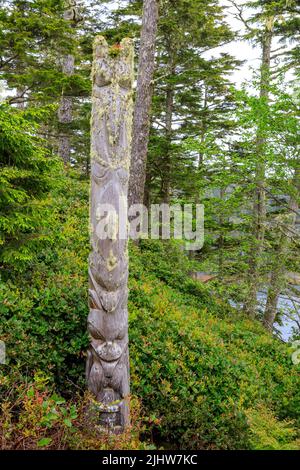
[58,55,74,164]
[263,255,284,331]
[86,36,134,431]
[128,0,159,208]
[58,54,74,164]
[58,1,79,164]
[243,27,273,318]
[263,167,300,331]
[160,59,175,203]
[218,187,225,274]
[143,166,151,208]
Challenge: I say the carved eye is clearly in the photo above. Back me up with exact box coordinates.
[88,289,100,309]
[97,330,106,342]
[87,320,106,341]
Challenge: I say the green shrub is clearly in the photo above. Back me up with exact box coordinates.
[128,269,300,449]
[0,372,147,450]
[0,172,90,395]
[246,405,300,450]
[0,105,61,270]
[1,171,299,449]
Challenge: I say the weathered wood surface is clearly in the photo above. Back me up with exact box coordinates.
[86,36,134,430]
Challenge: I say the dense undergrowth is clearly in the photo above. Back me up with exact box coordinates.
[0,171,299,450]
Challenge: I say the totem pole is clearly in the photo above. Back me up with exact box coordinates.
[86,36,134,431]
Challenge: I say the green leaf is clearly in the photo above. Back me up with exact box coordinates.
[27,387,34,398]
[37,437,52,448]
[51,393,66,405]
[69,405,78,419]
[63,418,72,428]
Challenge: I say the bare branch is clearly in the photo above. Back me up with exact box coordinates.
[227,0,255,33]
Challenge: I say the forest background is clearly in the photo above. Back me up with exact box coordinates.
[0,0,299,450]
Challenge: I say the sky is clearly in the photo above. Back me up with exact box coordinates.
[209,0,261,86]
[206,0,295,87]
[203,0,261,86]
[1,0,295,101]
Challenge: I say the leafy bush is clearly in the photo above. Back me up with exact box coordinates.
[245,405,300,450]
[128,264,300,449]
[128,241,300,449]
[0,372,147,450]
[0,172,90,394]
[1,171,299,450]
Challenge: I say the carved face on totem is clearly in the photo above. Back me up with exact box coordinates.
[86,345,129,400]
[86,308,129,398]
[88,308,127,353]
[88,307,128,373]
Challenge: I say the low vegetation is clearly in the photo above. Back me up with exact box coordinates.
[1,172,299,450]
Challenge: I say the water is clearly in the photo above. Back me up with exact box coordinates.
[257,289,300,342]
[230,287,300,342]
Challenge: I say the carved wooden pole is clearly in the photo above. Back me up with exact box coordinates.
[86,36,134,431]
